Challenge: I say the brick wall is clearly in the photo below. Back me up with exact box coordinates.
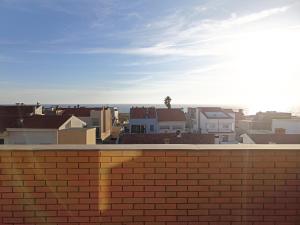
[0,148,300,224]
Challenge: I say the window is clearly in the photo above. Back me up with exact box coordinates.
[131,125,141,133]
[150,125,154,132]
[96,127,100,139]
[131,125,146,133]
[0,139,4,144]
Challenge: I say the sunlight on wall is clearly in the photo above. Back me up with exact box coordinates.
[98,151,142,211]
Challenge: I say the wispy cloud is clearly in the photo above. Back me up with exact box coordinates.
[30,5,291,58]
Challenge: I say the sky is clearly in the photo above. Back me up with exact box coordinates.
[0,0,300,113]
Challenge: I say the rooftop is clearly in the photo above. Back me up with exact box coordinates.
[156,108,186,122]
[5,115,72,129]
[130,107,156,119]
[0,105,38,117]
[248,134,300,144]
[121,133,215,144]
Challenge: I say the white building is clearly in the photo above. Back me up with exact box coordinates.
[2,115,88,144]
[272,119,300,134]
[157,108,186,133]
[188,107,236,143]
[129,107,158,134]
[129,107,186,134]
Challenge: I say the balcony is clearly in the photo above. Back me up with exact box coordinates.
[0,144,300,224]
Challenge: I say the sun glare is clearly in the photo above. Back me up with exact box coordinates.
[226,27,300,113]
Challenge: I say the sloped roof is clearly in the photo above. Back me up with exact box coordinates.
[0,105,37,117]
[121,133,215,144]
[0,116,19,132]
[199,107,232,119]
[156,108,186,122]
[130,107,156,119]
[248,134,300,144]
[60,108,93,117]
[6,115,72,129]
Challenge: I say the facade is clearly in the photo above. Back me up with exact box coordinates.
[58,107,114,141]
[129,107,158,134]
[156,108,186,133]
[1,115,91,144]
[58,128,96,144]
[188,107,236,143]
[129,107,186,134]
[272,119,300,134]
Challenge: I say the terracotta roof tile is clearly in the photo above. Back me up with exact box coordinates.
[130,107,156,119]
[0,105,37,117]
[5,115,73,129]
[156,108,186,122]
[60,108,93,117]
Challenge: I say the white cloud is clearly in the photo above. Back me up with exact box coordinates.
[35,5,290,58]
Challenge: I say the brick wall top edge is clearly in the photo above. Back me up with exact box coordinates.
[0,144,300,151]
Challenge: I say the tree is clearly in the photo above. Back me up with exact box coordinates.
[164,96,172,109]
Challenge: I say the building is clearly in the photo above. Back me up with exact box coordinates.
[187,107,236,143]
[51,106,114,141]
[0,104,43,116]
[129,107,157,133]
[272,119,300,134]
[156,108,186,133]
[129,107,186,134]
[0,115,95,144]
[240,133,300,144]
[254,111,292,121]
[120,133,215,144]
[239,111,293,132]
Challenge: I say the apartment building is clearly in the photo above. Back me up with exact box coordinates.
[187,107,236,143]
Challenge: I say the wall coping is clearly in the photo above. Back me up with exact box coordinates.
[0,144,300,151]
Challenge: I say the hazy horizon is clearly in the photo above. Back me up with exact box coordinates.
[1,102,300,115]
[1,0,300,113]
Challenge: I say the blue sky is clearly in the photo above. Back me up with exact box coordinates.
[1,0,300,112]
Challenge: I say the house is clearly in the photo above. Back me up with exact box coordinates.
[129,107,157,133]
[1,115,95,144]
[156,108,186,133]
[187,107,236,143]
[238,111,293,132]
[52,106,114,141]
[121,133,215,144]
[272,119,300,134]
[129,107,186,134]
[0,104,43,117]
[240,133,300,144]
